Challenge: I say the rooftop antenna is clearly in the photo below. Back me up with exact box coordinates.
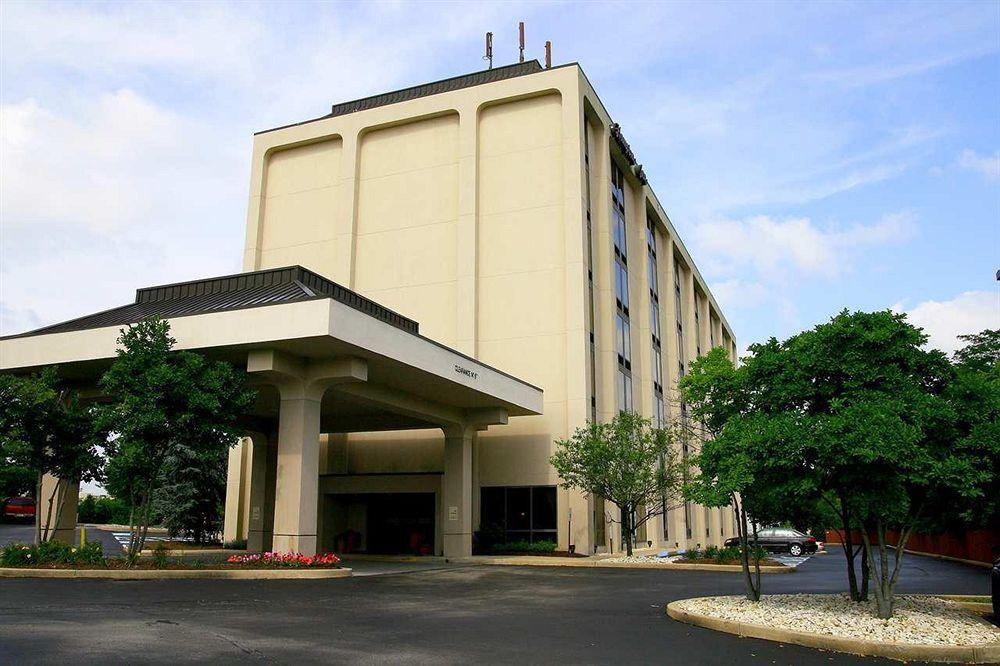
[545,40,552,68]
[484,31,493,69]
[518,21,525,63]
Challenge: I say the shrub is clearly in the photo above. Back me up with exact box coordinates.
[703,545,720,560]
[223,539,247,550]
[0,540,104,567]
[152,544,170,569]
[473,522,505,552]
[490,540,557,554]
[77,495,131,525]
[680,547,702,560]
[717,546,741,562]
[225,552,341,568]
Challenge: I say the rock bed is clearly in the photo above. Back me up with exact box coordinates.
[673,594,1000,646]
[603,555,679,564]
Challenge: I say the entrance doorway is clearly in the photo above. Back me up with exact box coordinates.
[325,493,435,555]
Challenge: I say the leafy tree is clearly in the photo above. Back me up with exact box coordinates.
[952,329,999,373]
[0,457,35,502]
[154,442,229,544]
[0,369,104,542]
[936,330,1000,530]
[550,411,684,556]
[98,319,254,562]
[679,346,796,601]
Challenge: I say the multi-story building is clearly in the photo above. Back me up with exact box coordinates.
[226,59,738,555]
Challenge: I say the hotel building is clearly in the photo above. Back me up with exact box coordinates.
[222,59,739,555]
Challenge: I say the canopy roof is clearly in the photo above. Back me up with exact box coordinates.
[0,267,543,431]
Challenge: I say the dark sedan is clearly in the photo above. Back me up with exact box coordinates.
[725,527,819,557]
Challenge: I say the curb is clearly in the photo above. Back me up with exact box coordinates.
[666,598,1000,664]
[0,567,352,580]
[138,549,244,559]
[447,556,792,573]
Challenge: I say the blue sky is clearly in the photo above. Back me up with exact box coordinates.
[2,0,998,355]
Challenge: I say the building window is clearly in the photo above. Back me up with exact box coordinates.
[584,120,597,423]
[612,161,632,414]
[694,296,702,357]
[480,486,557,544]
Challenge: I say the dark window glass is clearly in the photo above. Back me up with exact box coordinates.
[531,487,557,531]
[480,487,505,531]
[650,300,660,341]
[653,347,662,388]
[480,486,558,543]
[506,487,531,531]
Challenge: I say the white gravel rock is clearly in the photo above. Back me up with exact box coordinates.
[603,555,680,564]
[674,594,1000,647]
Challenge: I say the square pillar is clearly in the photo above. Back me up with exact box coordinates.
[37,474,79,544]
[272,396,321,555]
[246,433,271,552]
[222,440,248,542]
[442,427,473,558]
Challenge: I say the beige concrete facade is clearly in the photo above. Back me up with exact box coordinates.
[231,61,739,554]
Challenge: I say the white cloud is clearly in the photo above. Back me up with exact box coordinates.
[711,279,771,312]
[692,211,915,280]
[957,149,1000,182]
[1,91,236,234]
[895,291,1000,355]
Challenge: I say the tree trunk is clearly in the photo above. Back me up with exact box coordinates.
[860,540,870,601]
[860,520,894,619]
[838,502,860,601]
[734,493,760,602]
[42,478,60,543]
[34,475,44,545]
[622,504,633,556]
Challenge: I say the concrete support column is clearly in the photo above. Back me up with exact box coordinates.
[272,394,322,555]
[37,474,79,543]
[246,432,271,552]
[247,350,368,556]
[442,425,474,558]
[223,440,248,542]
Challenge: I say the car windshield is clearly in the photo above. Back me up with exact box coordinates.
[9,499,33,506]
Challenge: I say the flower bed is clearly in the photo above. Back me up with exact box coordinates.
[226,552,341,568]
[0,541,341,570]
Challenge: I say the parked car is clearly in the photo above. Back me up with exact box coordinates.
[991,556,999,621]
[724,527,819,557]
[2,497,36,522]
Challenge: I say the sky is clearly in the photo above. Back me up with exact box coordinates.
[1,0,998,357]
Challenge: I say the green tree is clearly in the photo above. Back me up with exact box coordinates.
[936,330,1000,530]
[734,311,987,619]
[98,319,254,562]
[0,369,104,543]
[550,411,684,556]
[952,329,999,373]
[154,442,229,544]
[679,346,796,602]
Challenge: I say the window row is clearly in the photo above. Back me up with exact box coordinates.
[480,486,557,544]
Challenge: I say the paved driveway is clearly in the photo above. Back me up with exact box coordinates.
[0,547,990,664]
[0,523,122,556]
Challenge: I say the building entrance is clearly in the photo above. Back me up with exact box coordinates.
[326,493,435,556]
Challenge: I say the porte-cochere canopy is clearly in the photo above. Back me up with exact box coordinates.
[1,266,543,556]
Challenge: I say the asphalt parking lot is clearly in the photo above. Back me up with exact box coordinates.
[0,539,991,665]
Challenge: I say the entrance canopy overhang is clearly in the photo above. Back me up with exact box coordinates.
[0,265,543,430]
[1,266,543,556]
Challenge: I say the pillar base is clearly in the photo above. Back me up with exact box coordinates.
[272,534,317,555]
[443,533,472,558]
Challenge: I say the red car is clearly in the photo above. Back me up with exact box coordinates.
[3,497,36,521]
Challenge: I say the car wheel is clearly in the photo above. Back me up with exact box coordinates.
[789,544,803,557]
